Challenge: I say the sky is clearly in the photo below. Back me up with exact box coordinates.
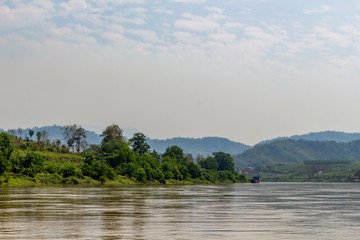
[1,0,360,145]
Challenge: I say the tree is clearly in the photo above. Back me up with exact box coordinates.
[17,127,23,139]
[36,131,42,143]
[101,124,124,143]
[40,130,49,144]
[62,124,87,153]
[0,132,14,174]
[129,133,150,155]
[8,129,15,136]
[29,130,34,140]
[162,145,184,163]
[101,140,128,153]
[199,157,218,170]
[213,152,235,172]
[54,139,61,152]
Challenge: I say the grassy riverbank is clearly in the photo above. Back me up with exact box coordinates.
[245,161,360,182]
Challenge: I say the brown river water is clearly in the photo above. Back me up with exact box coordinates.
[1,183,359,239]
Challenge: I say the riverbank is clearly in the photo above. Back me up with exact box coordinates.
[0,131,249,186]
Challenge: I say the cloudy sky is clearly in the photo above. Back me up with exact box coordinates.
[1,0,360,145]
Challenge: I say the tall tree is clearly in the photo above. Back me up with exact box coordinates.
[54,139,61,152]
[17,127,23,139]
[130,133,150,155]
[36,131,42,143]
[163,145,184,163]
[101,124,124,143]
[40,130,49,144]
[213,152,235,172]
[62,124,87,153]
[28,129,34,140]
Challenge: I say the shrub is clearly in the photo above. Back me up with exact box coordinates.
[20,152,45,177]
[60,164,82,178]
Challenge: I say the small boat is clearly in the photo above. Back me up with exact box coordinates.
[250,176,261,183]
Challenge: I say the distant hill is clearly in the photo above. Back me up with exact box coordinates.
[234,139,360,168]
[258,131,360,145]
[147,137,251,157]
[1,125,102,145]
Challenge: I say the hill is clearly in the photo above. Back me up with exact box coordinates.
[258,131,360,145]
[234,139,360,168]
[148,137,251,157]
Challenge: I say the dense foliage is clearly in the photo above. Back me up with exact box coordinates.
[0,127,248,185]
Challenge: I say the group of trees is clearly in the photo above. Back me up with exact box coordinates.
[0,124,248,184]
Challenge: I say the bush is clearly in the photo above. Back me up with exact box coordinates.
[20,152,45,177]
[186,162,202,179]
[82,161,116,181]
[60,164,82,178]
[105,147,136,168]
[46,164,60,174]
[101,140,128,153]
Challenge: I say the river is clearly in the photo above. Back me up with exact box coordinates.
[1,183,359,239]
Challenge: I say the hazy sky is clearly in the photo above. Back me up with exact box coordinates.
[1,0,360,145]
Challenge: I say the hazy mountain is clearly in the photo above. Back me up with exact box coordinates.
[147,137,251,157]
[234,139,360,168]
[257,131,360,145]
[2,125,102,145]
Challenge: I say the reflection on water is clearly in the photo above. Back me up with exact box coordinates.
[1,183,360,239]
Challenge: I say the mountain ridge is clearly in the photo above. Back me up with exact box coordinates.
[257,131,360,145]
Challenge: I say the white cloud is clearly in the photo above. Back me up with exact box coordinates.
[338,25,360,36]
[0,3,48,29]
[173,31,200,44]
[303,5,331,14]
[60,0,89,12]
[154,8,174,15]
[209,32,236,43]
[93,0,145,5]
[313,26,352,47]
[170,0,207,3]
[102,31,124,42]
[127,7,147,17]
[108,24,125,33]
[224,22,246,29]
[111,14,146,25]
[126,29,158,42]
[174,13,220,31]
[204,6,224,13]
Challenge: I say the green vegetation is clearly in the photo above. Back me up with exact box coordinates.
[0,126,248,185]
[234,139,360,168]
[244,160,360,182]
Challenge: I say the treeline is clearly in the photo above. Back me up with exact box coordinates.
[0,124,248,184]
